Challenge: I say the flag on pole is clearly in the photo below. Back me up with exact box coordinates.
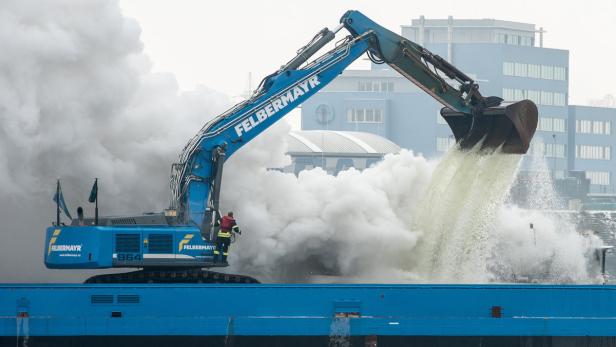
[88,178,98,203]
[52,180,72,220]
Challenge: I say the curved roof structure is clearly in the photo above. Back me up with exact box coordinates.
[286,130,400,156]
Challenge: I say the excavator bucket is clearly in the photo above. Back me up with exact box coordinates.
[440,99,538,154]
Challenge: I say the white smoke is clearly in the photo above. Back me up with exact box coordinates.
[225,134,603,284]
[0,0,230,281]
[488,207,603,283]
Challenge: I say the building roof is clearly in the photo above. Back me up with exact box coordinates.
[286,130,400,156]
[404,17,536,32]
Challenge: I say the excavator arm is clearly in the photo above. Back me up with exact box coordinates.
[170,10,538,237]
[341,11,537,153]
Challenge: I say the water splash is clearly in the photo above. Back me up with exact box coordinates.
[413,145,522,282]
[328,317,351,347]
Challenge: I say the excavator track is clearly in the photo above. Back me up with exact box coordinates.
[84,268,260,284]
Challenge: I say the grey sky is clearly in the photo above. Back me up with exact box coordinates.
[119,0,616,105]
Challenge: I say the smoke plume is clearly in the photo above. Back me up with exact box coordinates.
[0,0,229,281]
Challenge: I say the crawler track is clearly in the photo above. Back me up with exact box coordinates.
[85,268,259,284]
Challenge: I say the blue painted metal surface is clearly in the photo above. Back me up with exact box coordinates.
[44,225,216,269]
[2,284,616,337]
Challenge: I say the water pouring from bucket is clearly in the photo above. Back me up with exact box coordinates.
[441,98,538,154]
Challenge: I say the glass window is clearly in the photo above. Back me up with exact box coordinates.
[554,67,566,81]
[541,91,553,106]
[539,117,553,131]
[514,89,524,101]
[346,109,354,122]
[374,109,383,123]
[347,108,384,123]
[379,81,387,92]
[387,82,394,92]
[577,145,611,160]
[579,120,591,133]
[606,121,611,135]
[365,109,374,122]
[541,65,554,80]
[528,64,541,78]
[507,35,519,45]
[545,143,565,158]
[553,93,566,106]
[502,88,514,101]
[503,62,515,76]
[355,109,365,122]
[553,118,565,132]
[526,90,541,104]
[593,121,604,134]
[520,36,533,46]
[514,63,527,77]
[497,33,507,44]
[586,171,610,186]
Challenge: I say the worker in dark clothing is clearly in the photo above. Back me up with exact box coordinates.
[214,211,241,263]
[77,207,85,226]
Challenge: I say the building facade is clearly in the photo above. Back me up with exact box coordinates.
[302,16,570,174]
[569,106,616,194]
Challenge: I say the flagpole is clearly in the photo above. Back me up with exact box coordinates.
[56,179,60,226]
[94,178,98,226]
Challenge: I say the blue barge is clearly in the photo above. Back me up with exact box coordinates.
[3,283,616,346]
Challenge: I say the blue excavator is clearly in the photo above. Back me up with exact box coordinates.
[44,11,538,284]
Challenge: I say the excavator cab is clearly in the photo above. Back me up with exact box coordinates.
[441,99,538,154]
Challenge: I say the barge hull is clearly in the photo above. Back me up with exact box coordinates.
[3,284,616,346]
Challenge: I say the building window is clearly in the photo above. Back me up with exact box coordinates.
[539,117,552,132]
[358,80,393,92]
[545,143,565,158]
[526,90,541,104]
[540,91,553,106]
[507,35,519,45]
[514,63,527,77]
[502,88,514,101]
[586,171,610,186]
[593,121,604,134]
[541,65,554,80]
[576,145,611,160]
[539,117,565,132]
[503,62,514,76]
[554,67,566,81]
[576,119,592,134]
[520,36,533,46]
[553,118,565,132]
[347,108,384,123]
[527,64,541,78]
[436,137,456,152]
[503,63,566,81]
[576,119,611,135]
[553,93,566,106]
[496,33,507,44]
[503,88,565,106]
